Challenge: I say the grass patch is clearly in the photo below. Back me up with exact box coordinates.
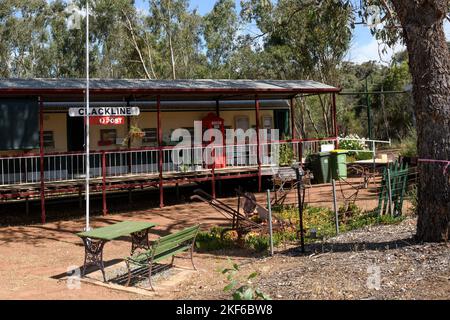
[195,226,236,251]
[196,205,405,253]
[273,204,405,243]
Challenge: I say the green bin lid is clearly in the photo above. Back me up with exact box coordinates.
[330,149,348,154]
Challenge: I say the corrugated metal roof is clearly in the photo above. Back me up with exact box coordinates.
[0,78,339,92]
[43,99,291,111]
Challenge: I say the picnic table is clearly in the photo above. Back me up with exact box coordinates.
[77,221,156,282]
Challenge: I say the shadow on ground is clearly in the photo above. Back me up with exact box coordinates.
[282,236,418,256]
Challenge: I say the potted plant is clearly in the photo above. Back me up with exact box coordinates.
[122,118,145,146]
[129,125,145,138]
[178,163,193,173]
[279,143,295,166]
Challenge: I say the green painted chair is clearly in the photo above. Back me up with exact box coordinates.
[373,161,409,216]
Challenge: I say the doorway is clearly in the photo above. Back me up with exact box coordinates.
[67,116,84,151]
[274,110,290,139]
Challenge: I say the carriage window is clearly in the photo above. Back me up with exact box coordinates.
[99,129,117,146]
[43,131,55,148]
[235,116,249,131]
[142,128,157,144]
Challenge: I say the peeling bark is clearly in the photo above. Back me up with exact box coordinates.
[391,0,450,241]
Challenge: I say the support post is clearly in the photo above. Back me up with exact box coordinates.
[214,98,223,196]
[366,76,373,140]
[293,165,305,253]
[267,189,274,256]
[126,100,131,174]
[175,183,180,201]
[372,141,376,185]
[218,180,222,197]
[332,179,339,235]
[211,166,216,199]
[255,95,262,192]
[39,96,46,224]
[102,151,107,215]
[85,1,91,231]
[79,186,83,209]
[25,197,29,216]
[291,96,301,162]
[290,97,296,140]
[157,95,164,208]
[332,93,339,149]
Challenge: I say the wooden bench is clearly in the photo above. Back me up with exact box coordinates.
[124,225,200,290]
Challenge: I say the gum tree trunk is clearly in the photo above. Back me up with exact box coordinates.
[391,0,450,241]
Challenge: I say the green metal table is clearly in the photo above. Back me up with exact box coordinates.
[77,221,156,282]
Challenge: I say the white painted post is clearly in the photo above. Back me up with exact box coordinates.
[85,0,90,231]
[372,141,376,185]
[266,189,274,256]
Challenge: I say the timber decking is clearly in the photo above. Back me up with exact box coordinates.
[0,165,272,201]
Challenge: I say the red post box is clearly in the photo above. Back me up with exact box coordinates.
[202,113,226,168]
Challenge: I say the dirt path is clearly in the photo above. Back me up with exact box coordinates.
[0,199,230,300]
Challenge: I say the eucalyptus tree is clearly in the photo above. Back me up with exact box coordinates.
[148,0,205,79]
[358,0,450,242]
[0,0,53,77]
[90,0,139,78]
[203,0,239,78]
[240,0,353,137]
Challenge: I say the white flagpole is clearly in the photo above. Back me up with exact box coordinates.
[85,0,90,231]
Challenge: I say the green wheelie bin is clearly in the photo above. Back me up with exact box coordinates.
[330,150,348,180]
[309,152,331,184]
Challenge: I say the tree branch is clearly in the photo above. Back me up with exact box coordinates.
[122,9,152,80]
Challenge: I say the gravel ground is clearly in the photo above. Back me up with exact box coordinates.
[174,217,450,300]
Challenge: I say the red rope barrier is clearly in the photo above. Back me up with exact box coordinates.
[418,159,450,174]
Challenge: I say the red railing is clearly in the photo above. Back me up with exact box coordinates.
[0,139,336,186]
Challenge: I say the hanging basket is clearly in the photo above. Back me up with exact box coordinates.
[130,131,145,139]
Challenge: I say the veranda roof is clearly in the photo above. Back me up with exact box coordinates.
[0,78,340,101]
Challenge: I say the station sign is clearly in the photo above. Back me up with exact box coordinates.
[68,106,140,117]
[88,116,125,125]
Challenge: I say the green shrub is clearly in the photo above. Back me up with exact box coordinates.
[346,155,357,163]
[279,143,295,166]
[221,261,271,300]
[399,128,417,157]
[197,203,405,253]
[343,211,404,231]
[275,203,405,241]
[339,202,363,216]
[273,230,297,243]
[244,234,270,252]
[355,151,374,161]
[195,226,235,251]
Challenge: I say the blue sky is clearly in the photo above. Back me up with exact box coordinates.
[136,0,450,65]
